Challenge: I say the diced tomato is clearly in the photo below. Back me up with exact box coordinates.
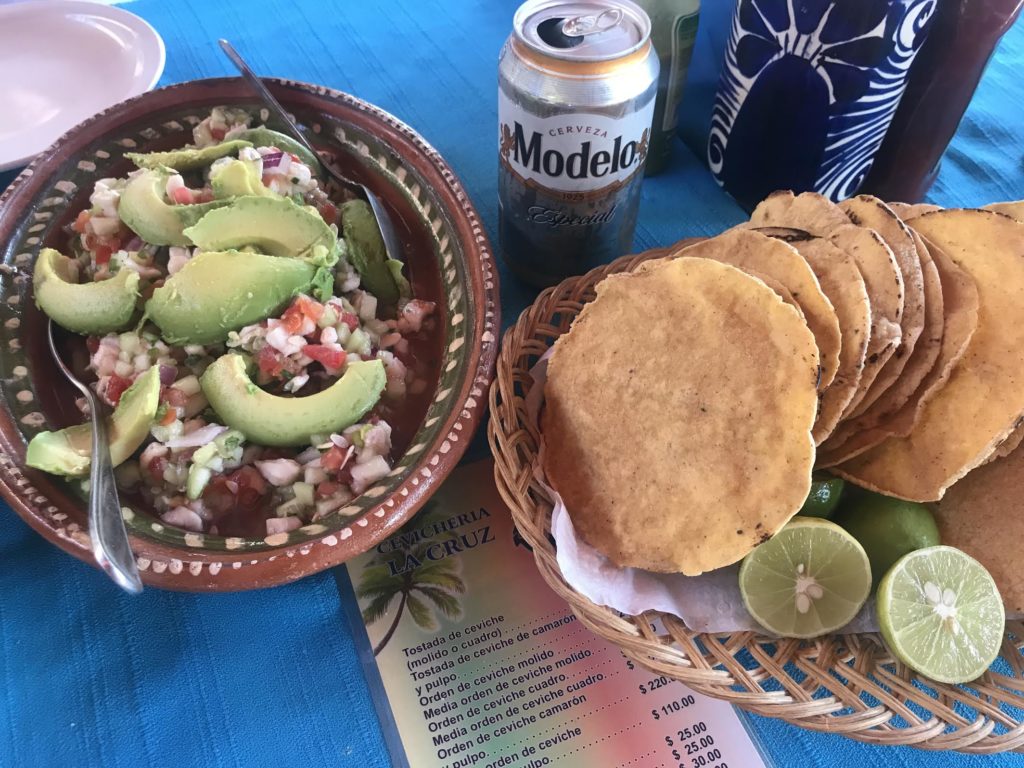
[294,294,324,322]
[304,344,345,371]
[159,407,177,426]
[162,386,188,408]
[280,295,324,335]
[202,475,236,514]
[290,153,301,162]
[193,188,215,204]
[106,374,133,406]
[93,244,113,267]
[73,210,91,234]
[232,466,267,508]
[339,311,359,332]
[261,173,274,188]
[202,466,268,515]
[317,201,338,226]
[320,446,350,472]
[316,480,343,499]
[145,455,168,482]
[235,466,266,492]
[280,307,305,334]
[256,346,286,377]
[86,336,100,354]
[171,187,194,205]
[210,126,226,141]
[82,233,96,252]
[335,462,355,486]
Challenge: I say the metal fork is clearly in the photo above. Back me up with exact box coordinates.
[48,320,142,593]
[218,39,404,264]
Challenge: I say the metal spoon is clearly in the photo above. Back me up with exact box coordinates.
[48,320,142,593]
[218,39,404,263]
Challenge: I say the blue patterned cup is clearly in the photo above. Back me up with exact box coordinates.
[708,0,938,208]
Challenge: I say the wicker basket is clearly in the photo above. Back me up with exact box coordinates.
[487,248,1024,753]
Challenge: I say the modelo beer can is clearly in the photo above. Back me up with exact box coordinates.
[498,0,659,285]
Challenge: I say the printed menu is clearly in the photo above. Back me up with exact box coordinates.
[337,460,771,768]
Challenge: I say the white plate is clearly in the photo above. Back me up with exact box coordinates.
[0,1,165,171]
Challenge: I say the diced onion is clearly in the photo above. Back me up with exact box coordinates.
[350,455,390,493]
[164,423,228,450]
[159,365,177,386]
[255,459,302,487]
[162,506,204,532]
[89,216,121,237]
[261,151,285,168]
[266,516,302,535]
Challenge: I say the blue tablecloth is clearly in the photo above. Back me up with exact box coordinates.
[2,1,1023,766]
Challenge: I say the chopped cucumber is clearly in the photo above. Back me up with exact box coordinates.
[172,375,202,397]
[345,328,371,356]
[318,305,338,329]
[292,481,314,506]
[275,497,306,518]
[186,465,211,500]
[214,429,245,455]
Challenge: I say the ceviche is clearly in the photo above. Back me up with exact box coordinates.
[28,107,437,539]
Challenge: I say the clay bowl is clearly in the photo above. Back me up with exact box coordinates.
[0,77,499,590]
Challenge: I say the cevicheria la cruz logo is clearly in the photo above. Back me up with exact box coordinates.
[500,119,649,193]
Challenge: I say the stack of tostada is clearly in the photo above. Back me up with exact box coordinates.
[542,192,1024,592]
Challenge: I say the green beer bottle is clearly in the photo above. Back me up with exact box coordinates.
[634,0,700,175]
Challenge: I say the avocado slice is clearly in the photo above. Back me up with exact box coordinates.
[386,259,411,301]
[233,127,319,168]
[341,199,403,305]
[201,354,385,447]
[33,248,139,334]
[125,140,253,171]
[119,167,232,246]
[182,196,337,260]
[145,249,316,345]
[25,366,161,477]
[210,159,277,200]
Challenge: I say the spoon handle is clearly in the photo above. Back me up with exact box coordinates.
[85,388,143,593]
[49,319,142,593]
[217,39,405,264]
[217,39,330,179]
[364,190,405,269]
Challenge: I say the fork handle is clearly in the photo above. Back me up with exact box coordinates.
[85,391,143,593]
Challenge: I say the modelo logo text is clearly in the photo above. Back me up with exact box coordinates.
[503,121,647,182]
[508,121,641,178]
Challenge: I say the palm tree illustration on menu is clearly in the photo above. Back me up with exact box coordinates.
[357,501,467,656]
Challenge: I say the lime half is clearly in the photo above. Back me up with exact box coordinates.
[739,518,871,638]
[877,546,1004,684]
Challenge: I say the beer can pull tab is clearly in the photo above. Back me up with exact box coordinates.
[561,8,623,38]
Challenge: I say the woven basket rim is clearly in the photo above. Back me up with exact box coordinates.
[487,246,1024,754]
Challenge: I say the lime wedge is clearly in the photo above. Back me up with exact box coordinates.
[739,518,871,638]
[877,546,1004,684]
